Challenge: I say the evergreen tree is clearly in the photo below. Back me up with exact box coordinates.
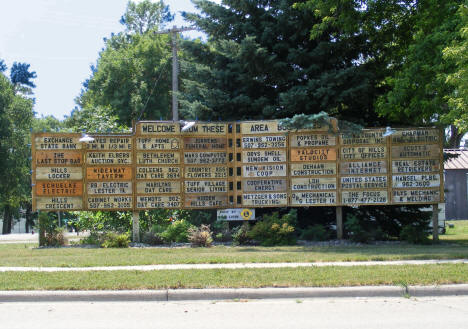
[180,0,384,125]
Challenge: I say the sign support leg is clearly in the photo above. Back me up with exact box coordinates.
[336,206,343,240]
[432,204,439,242]
[132,211,140,243]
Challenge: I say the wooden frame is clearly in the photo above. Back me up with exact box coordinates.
[31,122,445,211]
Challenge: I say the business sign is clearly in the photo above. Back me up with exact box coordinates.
[340,131,385,145]
[290,163,336,176]
[35,167,82,180]
[217,208,256,221]
[242,193,288,206]
[31,123,444,211]
[241,136,286,148]
[136,137,180,150]
[35,151,82,166]
[86,152,132,165]
[185,166,227,179]
[136,195,182,209]
[136,166,181,179]
[36,197,83,210]
[243,179,287,192]
[291,192,336,205]
[86,137,132,150]
[290,148,336,162]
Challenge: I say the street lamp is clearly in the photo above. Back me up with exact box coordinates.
[79,133,95,143]
[383,126,396,137]
[180,120,196,132]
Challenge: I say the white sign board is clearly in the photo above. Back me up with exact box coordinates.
[217,209,256,221]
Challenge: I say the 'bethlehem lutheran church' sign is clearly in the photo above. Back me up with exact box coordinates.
[31,120,444,211]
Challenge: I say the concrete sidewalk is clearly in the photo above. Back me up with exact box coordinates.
[2,285,468,302]
[1,259,467,272]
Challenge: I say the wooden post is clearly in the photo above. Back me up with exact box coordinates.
[336,206,343,239]
[132,211,140,243]
[432,204,439,242]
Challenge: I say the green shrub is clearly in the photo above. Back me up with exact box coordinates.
[188,224,213,247]
[232,223,252,245]
[345,213,371,243]
[80,232,102,246]
[248,210,297,246]
[212,221,231,242]
[400,224,430,244]
[37,212,67,247]
[141,231,164,245]
[160,219,194,243]
[100,232,130,248]
[299,224,329,241]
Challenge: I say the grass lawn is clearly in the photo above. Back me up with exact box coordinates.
[440,220,468,246]
[0,242,467,268]
[0,220,465,268]
[0,264,466,290]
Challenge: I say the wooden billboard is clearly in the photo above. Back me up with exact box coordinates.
[31,122,444,211]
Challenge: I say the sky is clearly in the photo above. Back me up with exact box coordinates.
[0,0,213,120]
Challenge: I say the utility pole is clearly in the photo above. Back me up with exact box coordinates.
[155,25,195,120]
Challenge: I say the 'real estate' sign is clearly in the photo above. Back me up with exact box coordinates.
[31,122,444,211]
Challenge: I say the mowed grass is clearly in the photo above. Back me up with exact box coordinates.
[0,220,466,268]
[0,243,468,267]
[0,264,466,290]
[440,220,468,246]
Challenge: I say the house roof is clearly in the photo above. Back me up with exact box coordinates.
[444,149,468,169]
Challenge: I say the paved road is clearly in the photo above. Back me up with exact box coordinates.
[1,296,467,329]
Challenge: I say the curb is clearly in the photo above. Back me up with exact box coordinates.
[1,285,468,302]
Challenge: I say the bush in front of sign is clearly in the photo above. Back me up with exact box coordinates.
[232,223,252,246]
[248,210,297,246]
[100,232,130,248]
[344,214,377,243]
[399,224,430,245]
[38,212,67,247]
[212,221,231,242]
[188,224,213,247]
[160,219,195,243]
[299,224,330,241]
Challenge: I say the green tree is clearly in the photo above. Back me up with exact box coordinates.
[73,0,174,128]
[443,2,468,137]
[373,0,464,147]
[33,115,64,132]
[0,71,34,234]
[180,0,383,125]
[120,0,173,34]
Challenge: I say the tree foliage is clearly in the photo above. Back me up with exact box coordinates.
[373,1,463,138]
[180,0,382,125]
[0,70,34,233]
[120,0,173,34]
[0,60,6,73]
[72,0,174,128]
[443,2,468,133]
[10,62,37,88]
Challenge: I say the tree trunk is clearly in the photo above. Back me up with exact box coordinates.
[447,125,464,148]
[2,205,12,234]
[25,203,32,233]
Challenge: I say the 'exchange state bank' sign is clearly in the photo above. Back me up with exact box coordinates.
[31,121,444,211]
